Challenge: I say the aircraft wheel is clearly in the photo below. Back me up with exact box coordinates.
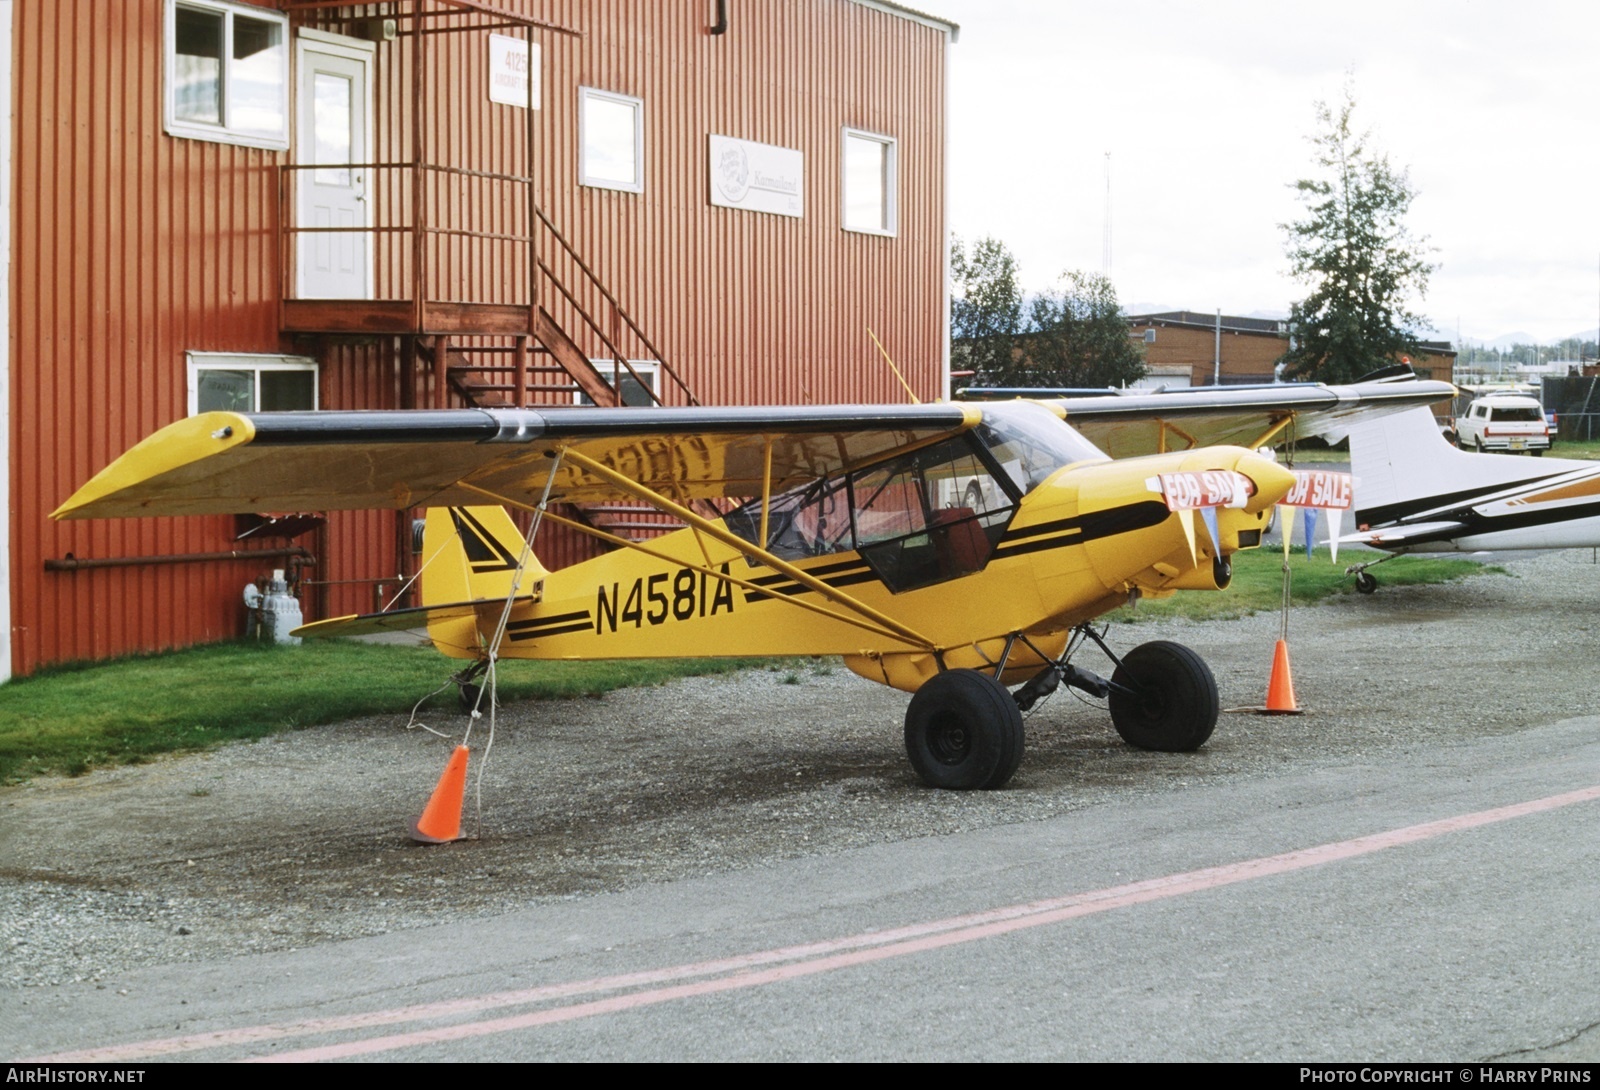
[904,669,1024,790]
[1108,641,1218,752]
[1355,572,1378,594]
[458,682,483,714]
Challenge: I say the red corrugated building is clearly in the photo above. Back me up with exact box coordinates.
[2,0,957,679]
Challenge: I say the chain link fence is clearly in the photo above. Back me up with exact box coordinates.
[1541,376,1600,442]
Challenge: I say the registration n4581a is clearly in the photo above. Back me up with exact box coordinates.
[596,565,735,633]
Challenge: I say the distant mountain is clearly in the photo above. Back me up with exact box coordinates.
[1455,328,1596,350]
[1486,331,1537,350]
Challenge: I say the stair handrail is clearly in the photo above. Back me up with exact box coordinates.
[532,204,699,406]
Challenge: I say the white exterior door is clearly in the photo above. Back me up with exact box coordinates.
[295,34,373,299]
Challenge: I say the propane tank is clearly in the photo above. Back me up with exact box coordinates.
[256,569,303,645]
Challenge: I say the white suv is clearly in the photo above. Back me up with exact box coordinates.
[1454,394,1551,455]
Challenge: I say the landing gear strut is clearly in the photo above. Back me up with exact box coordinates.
[902,624,1222,790]
[1007,626,1218,752]
[454,660,491,714]
[1344,552,1399,594]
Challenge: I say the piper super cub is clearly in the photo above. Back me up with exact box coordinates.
[54,377,1451,790]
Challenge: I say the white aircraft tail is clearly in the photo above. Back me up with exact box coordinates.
[1346,407,1585,526]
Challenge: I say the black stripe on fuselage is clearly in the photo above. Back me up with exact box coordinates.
[738,500,1174,598]
[1375,497,1600,546]
[1356,474,1568,527]
[740,563,876,601]
[744,557,872,588]
[506,609,592,636]
[508,621,593,641]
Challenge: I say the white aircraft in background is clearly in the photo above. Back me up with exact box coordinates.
[1340,402,1600,591]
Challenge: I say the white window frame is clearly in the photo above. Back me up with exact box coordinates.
[579,87,644,193]
[187,352,319,415]
[164,0,290,151]
[575,359,659,406]
[841,127,898,237]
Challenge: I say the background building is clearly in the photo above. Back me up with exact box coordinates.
[3,0,957,679]
[1127,310,1457,387]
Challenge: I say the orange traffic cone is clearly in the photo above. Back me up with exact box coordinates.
[408,745,469,844]
[1262,639,1302,715]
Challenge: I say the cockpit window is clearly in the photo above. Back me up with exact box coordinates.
[971,402,1105,497]
[723,408,1099,589]
[724,431,1014,587]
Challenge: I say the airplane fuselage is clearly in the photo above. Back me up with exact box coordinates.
[426,446,1289,692]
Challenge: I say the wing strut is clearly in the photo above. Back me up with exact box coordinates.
[1247,414,1296,451]
[459,446,941,653]
[1156,418,1199,453]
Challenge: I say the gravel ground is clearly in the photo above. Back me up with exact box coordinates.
[3,549,1598,990]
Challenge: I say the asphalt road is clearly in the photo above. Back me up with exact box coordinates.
[10,714,1599,1062]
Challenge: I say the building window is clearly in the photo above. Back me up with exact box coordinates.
[842,128,897,235]
[577,360,658,406]
[165,0,290,150]
[187,353,318,415]
[579,88,644,193]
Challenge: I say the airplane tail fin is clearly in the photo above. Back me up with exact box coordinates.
[421,506,546,607]
[1346,406,1575,525]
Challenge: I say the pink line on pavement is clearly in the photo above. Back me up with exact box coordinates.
[33,783,1600,1064]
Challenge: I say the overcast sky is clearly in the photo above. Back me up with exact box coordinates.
[934,0,1600,345]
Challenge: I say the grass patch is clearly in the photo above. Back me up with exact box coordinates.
[1552,438,1600,460]
[0,640,763,784]
[1104,548,1498,624]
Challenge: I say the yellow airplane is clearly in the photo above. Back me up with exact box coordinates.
[55,378,1450,790]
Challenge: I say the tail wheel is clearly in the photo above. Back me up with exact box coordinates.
[904,669,1025,790]
[1108,641,1218,752]
[1355,571,1378,594]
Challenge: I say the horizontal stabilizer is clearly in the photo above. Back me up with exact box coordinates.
[293,596,533,643]
[1339,521,1468,549]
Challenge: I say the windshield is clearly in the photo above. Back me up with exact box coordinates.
[970,401,1106,496]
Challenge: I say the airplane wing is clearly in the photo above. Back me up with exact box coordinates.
[54,404,979,519]
[997,378,1457,458]
[55,377,1454,522]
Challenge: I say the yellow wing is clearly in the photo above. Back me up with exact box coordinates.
[55,378,1454,522]
[54,404,981,520]
[978,377,1458,458]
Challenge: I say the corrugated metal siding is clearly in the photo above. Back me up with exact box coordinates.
[9,0,405,671]
[9,0,949,675]
[12,0,289,672]
[303,0,948,408]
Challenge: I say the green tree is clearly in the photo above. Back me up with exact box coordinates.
[1023,270,1146,388]
[950,236,1024,382]
[950,238,1144,388]
[1280,87,1434,383]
